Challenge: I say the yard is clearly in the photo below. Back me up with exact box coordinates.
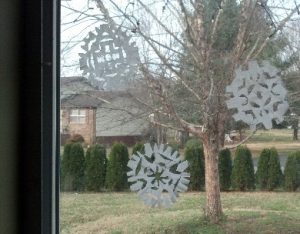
[228,129,300,158]
[60,192,300,234]
[60,129,300,233]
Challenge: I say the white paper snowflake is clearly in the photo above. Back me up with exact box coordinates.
[226,60,289,130]
[127,143,190,208]
[79,24,140,90]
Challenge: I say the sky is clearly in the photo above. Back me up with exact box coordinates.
[60,0,300,77]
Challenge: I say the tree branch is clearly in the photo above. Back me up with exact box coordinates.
[253,3,300,59]
[222,129,256,150]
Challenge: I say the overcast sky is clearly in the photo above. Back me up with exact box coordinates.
[60,0,300,77]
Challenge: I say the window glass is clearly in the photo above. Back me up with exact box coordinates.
[70,109,86,123]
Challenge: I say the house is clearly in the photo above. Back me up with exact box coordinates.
[60,77,150,146]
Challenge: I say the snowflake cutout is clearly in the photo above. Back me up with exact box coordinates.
[79,24,140,90]
[226,60,289,130]
[127,143,190,208]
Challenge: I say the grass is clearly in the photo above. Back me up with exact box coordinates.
[60,192,300,234]
[60,129,300,158]
[226,129,300,158]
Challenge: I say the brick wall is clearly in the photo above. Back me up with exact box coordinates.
[60,108,96,145]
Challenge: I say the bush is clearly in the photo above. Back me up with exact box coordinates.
[267,148,283,190]
[60,143,85,191]
[284,151,300,191]
[132,142,145,156]
[256,148,271,190]
[60,143,72,191]
[218,148,232,191]
[67,134,85,144]
[184,144,205,191]
[85,144,107,191]
[231,146,255,191]
[256,148,282,191]
[185,138,202,149]
[167,140,180,152]
[105,142,129,191]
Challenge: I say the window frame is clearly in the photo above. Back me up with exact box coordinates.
[70,109,87,124]
[17,0,60,233]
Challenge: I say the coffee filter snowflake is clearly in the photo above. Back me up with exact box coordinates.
[226,60,289,130]
[127,143,190,208]
[79,24,140,90]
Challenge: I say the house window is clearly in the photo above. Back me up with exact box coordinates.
[70,109,86,123]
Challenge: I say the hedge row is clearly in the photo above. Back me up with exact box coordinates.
[61,142,130,192]
[61,140,300,192]
[184,139,299,192]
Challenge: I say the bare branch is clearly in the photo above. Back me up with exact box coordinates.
[135,0,186,48]
[253,3,300,59]
[206,0,227,61]
[233,0,258,62]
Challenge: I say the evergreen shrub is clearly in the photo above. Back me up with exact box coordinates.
[185,138,202,150]
[105,142,129,191]
[132,142,145,155]
[60,143,72,191]
[61,143,85,191]
[184,143,205,191]
[85,144,107,191]
[267,148,282,190]
[231,146,255,191]
[218,148,232,191]
[284,151,300,191]
[256,148,271,190]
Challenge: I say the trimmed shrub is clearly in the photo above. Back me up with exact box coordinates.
[267,148,282,190]
[61,143,85,191]
[132,142,145,155]
[231,146,255,191]
[60,143,72,191]
[218,148,232,191]
[167,140,180,152]
[67,134,85,144]
[256,148,271,190]
[185,138,202,150]
[284,151,300,191]
[85,144,107,191]
[184,143,205,191]
[105,142,129,191]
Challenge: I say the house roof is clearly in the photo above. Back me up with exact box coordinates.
[60,76,94,87]
[61,93,103,108]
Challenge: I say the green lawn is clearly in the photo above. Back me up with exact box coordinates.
[226,129,300,158]
[60,192,300,234]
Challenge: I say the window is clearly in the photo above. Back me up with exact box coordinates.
[70,109,86,123]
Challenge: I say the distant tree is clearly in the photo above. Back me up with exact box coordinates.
[218,148,232,191]
[284,151,300,191]
[231,146,255,191]
[85,144,107,191]
[184,143,205,191]
[105,142,129,191]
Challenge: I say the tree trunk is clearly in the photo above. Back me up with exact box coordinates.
[292,119,298,141]
[293,127,298,141]
[202,138,223,223]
